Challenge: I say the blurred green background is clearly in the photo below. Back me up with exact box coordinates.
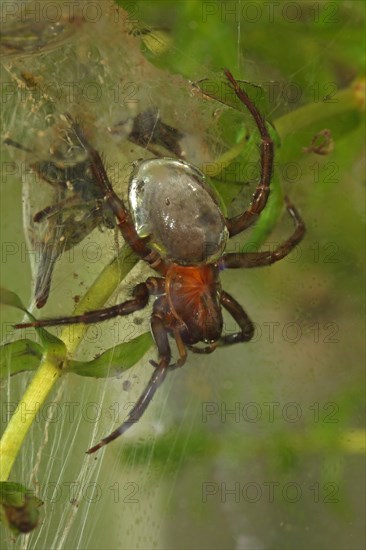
[1,1,364,548]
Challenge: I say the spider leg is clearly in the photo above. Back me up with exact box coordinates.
[64,113,169,275]
[223,69,273,237]
[149,296,172,367]
[218,290,254,345]
[172,328,188,367]
[15,277,165,329]
[149,299,187,369]
[87,296,173,454]
[86,359,170,454]
[221,196,305,269]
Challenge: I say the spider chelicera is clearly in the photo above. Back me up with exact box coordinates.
[16,70,305,454]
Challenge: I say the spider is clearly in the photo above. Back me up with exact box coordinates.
[16,70,305,454]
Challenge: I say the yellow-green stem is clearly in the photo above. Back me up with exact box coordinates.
[0,246,138,481]
[0,358,61,480]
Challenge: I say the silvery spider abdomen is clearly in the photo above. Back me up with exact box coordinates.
[128,158,229,265]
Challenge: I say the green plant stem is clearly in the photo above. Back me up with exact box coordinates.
[0,358,62,481]
[0,246,138,481]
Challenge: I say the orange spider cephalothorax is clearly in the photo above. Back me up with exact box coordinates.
[165,264,222,344]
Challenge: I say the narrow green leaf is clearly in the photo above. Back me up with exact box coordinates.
[0,340,43,378]
[66,332,153,378]
[1,286,66,356]
[0,287,28,313]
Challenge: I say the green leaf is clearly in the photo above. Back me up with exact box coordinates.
[0,482,43,535]
[0,339,43,378]
[0,287,28,314]
[66,332,153,378]
[0,287,66,355]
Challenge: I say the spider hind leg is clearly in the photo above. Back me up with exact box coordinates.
[86,360,169,454]
[87,296,175,453]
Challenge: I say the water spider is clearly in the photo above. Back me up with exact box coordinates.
[16,70,305,453]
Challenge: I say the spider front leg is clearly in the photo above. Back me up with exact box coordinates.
[221,196,305,269]
[223,70,274,236]
[218,290,255,345]
[64,113,170,275]
[15,277,165,329]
